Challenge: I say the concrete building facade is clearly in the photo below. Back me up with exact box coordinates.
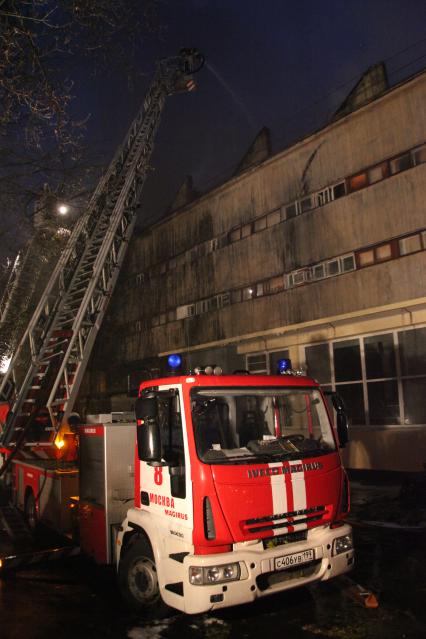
[82,66,426,473]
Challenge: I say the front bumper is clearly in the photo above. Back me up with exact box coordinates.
[176,523,354,614]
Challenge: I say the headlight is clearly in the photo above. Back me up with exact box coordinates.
[333,533,353,556]
[189,562,241,586]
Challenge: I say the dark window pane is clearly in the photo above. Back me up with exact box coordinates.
[367,381,400,425]
[286,203,297,218]
[306,344,331,384]
[247,353,267,373]
[334,339,361,382]
[403,378,426,424]
[364,334,396,379]
[336,383,365,425]
[269,350,290,376]
[399,328,426,376]
[333,182,346,199]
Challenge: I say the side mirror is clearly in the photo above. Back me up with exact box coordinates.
[331,393,345,413]
[326,392,349,448]
[135,394,162,463]
[336,411,349,448]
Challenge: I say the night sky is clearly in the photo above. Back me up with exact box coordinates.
[25,0,426,227]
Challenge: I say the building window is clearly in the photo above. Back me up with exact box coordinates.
[196,299,208,314]
[365,333,399,425]
[332,182,346,199]
[267,275,285,292]
[254,216,267,232]
[136,273,144,285]
[299,196,314,213]
[304,328,426,427]
[390,153,412,175]
[368,162,387,184]
[341,254,356,272]
[267,210,281,227]
[286,202,298,219]
[256,282,264,297]
[316,188,331,207]
[399,328,426,424]
[231,289,242,303]
[229,227,241,243]
[207,238,218,253]
[246,352,268,373]
[348,172,368,192]
[288,269,311,287]
[375,243,392,262]
[217,292,231,308]
[326,259,340,277]
[333,339,365,425]
[217,234,228,249]
[242,287,254,301]
[176,304,195,320]
[399,234,422,256]
[357,249,375,267]
[305,343,331,384]
[241,223,252,238]
[312,264,325,280]
[413,144,426,165]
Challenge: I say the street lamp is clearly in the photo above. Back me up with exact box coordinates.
[57,204,69,215]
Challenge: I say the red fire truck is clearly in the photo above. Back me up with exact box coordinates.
[0,47,353,612]
[114,360,353,615]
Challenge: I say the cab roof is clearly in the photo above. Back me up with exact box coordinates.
[139,373,319,393]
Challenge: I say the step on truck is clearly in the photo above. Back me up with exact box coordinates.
[116,358,354,615]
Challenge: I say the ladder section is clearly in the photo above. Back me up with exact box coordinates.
[0,49,204,449]
[0,254,22,324]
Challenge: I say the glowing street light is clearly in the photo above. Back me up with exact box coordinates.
[57,204,69,215]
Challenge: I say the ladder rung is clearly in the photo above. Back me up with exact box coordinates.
[50,399,68,406]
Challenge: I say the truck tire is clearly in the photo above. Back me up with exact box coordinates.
[25,491,38,531]
[118,537,172,617]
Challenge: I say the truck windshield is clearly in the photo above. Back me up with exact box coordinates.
[190,387,336,464]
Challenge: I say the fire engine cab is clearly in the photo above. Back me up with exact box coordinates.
[116,359,354,615]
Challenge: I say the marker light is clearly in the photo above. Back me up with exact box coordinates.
[54,437,65,450]
[277,358,292,374]
[167,354,182,370]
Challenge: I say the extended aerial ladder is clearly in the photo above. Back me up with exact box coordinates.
[0,49,204,463]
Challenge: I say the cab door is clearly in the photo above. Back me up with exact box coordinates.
[139,384,193,543]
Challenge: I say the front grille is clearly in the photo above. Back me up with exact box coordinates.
[262,530,307,549]
[244,506,327,534]
[256,559,322,591]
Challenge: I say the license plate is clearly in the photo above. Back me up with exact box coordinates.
[275,549,314,571]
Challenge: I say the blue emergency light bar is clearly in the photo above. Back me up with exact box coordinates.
[167,354,182,370]
[277,358,292,374]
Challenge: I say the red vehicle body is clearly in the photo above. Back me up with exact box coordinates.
[116,369,354,615]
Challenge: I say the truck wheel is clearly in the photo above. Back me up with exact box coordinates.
[25,492,38,531]
[118,537,172,617]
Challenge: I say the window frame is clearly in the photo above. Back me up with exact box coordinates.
[301,325,426,428]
